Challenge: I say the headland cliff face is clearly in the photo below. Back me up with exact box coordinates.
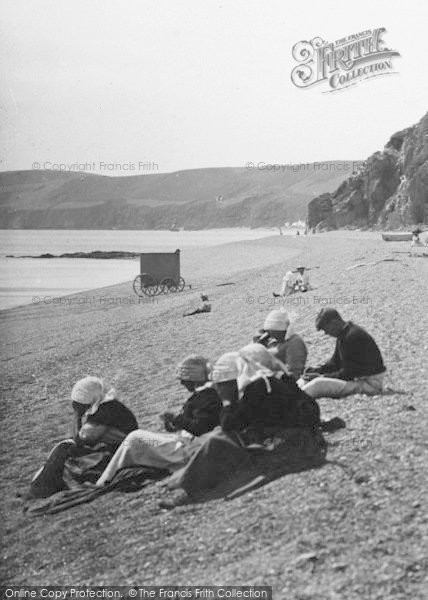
[307,112,428,231]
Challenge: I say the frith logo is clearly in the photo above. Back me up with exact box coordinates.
[291,28,400,92]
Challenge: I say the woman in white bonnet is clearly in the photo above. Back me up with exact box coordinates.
[71,376,137,445]
[28,376,138,498]
[253,309,308,379]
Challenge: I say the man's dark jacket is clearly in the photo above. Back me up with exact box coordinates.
[318,321,385,380]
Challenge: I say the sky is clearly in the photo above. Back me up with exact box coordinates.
[0,0,427,175]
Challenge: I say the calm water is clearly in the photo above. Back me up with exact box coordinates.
[0,229,277,310]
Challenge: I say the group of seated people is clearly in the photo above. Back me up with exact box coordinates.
[29,307,386,508]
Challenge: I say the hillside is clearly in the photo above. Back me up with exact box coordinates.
[0,164,356,230]
[307,112,428,231]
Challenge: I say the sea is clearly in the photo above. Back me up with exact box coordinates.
[0,229,279,310]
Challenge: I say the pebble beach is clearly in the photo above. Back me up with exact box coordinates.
[1,231,427,597]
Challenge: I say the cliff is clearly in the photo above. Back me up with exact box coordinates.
[307,112,428,231]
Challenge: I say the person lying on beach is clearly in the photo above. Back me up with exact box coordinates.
[300,308,386,399]
[96,355,221,486]
[273,266,312,297]
[161,345,323,507]
[253,309,307,379]
[28,376,138,498]
[183,294,211,316]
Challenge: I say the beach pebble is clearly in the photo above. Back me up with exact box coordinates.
[354,474,370,484]
[295,552,318,565]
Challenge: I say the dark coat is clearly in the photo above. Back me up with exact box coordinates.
[172,386,222,436]
[85,399,138,434]
[318,322,385,380]
[221,375,320,442]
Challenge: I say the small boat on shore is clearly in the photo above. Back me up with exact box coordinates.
[382,233,412,242]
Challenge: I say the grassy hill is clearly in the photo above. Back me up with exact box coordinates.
[0,164,358,229]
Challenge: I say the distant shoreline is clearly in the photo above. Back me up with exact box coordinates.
[0,232,300,311]
[0,230,388,312]
[6,251,141,259]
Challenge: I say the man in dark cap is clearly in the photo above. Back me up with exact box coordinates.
[301,308,386,398]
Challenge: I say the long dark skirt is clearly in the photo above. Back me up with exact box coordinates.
[28,439,115,499]
[169,428,326,500]
[167,429,252,498]
[167,427,326,501]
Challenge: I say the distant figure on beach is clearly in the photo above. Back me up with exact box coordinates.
[273,266,311,297]
[96,356,221,486]
[294,266,311,291]
[411,229,425,248]
[183,294,211,316]
[300,308,386,399]
[273,270,296,297]
[253,309,307,379]
[28,377,138,498]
